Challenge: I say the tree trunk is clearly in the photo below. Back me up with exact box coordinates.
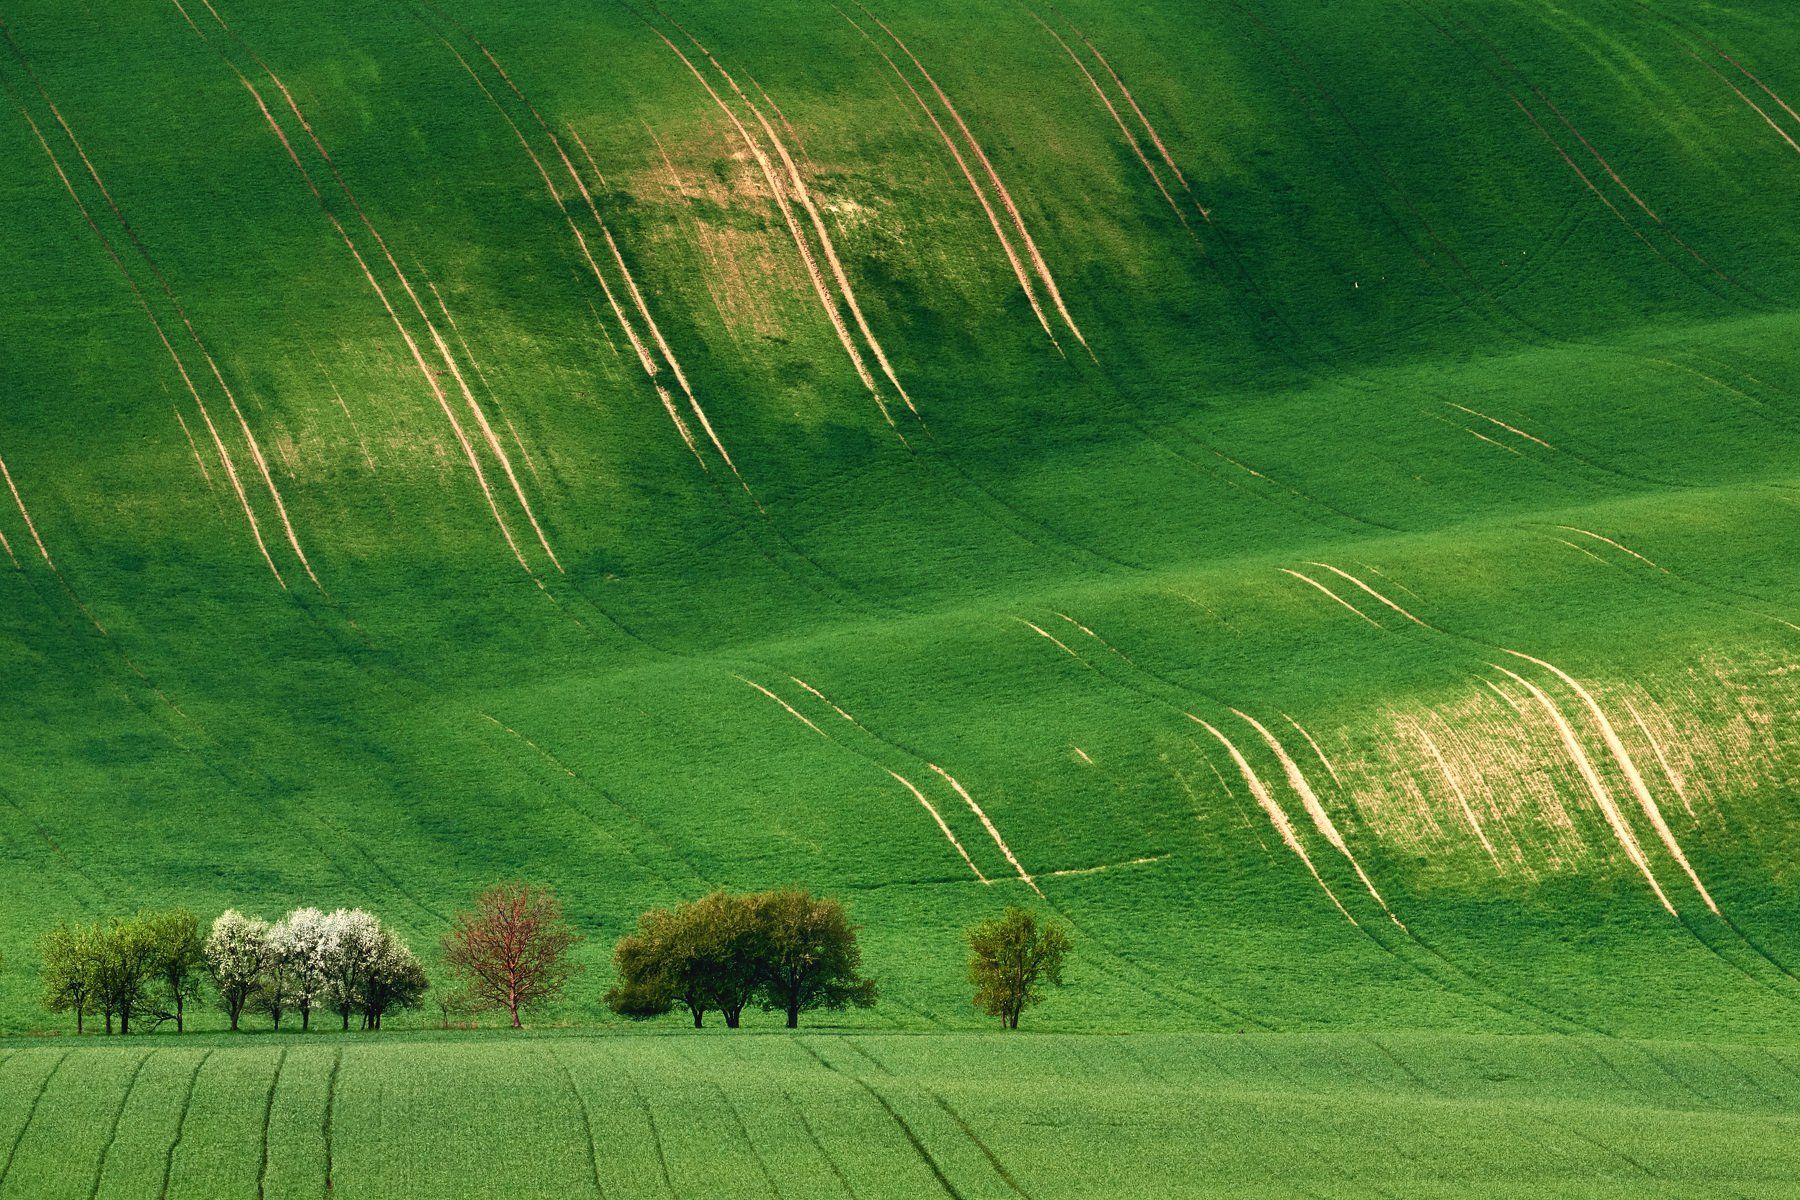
[509,1003,521,1030]
[229,1007,240,1032]
[301,1008,310,1032]
[723,1007,741,1029]
[692,1009,703,1028]
[76,1009,83,1036]
[105,1012,113,1035]
[786,1000,800,1029]
[341,1009,350,1032]
[174,992,184,1033]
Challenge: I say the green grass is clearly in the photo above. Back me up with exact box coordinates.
[5,1031,1800,1198]
[2,0,1800,1190]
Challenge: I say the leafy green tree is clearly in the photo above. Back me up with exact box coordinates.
[92,915,161,1035]
[142,909,205,1032]
[754,889,877,1029]
[205,910,269,1032]
[967,907,1070,1029]
[605,892,766,1027]
[39,921,99,1034]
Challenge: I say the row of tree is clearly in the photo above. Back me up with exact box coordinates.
[37,884,1073,1033]
[39,907,425,1034]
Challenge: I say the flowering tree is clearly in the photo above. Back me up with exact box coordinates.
[205,910,269,1031]
[319,908,384,1031]
[442,883,581,1028]
[361,929,428,1029]
[271,907,332,1032]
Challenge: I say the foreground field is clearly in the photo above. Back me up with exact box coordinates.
[4,1030,1800,1199]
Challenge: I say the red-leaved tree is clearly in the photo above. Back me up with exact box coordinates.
[441,883,582,1028]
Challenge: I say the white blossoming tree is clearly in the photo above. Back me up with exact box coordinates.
[204,910,269,1032]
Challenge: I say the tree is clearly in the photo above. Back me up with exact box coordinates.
[604,892,765,1028]
[39,921,99,1034]
[205,910,269,1032]
[442,883,581,1028]
[142,909,205,1032]
[754,889,877,1029]
[271,908,332,1032]
[92,915,161,1035]
[967,907,1070,1029]
[361,929,427,1029]
[319,908,384,1031]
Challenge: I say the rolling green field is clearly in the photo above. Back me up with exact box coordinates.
[2,0,1799,1191]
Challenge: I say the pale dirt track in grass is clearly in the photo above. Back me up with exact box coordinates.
[1282,714,1344,787]
[883,769,991,884]
[0,448,53,571]
[837,5,1061,351]
[1278,568,1383,628]
[1416,721,1500,865]
[1016,617,1084,660]
[1233,708,1404,928]
[1444,401,1554,449]
[854,3,1090,353]
[196,24,535,575]
[1504,650,1719,914]
[926,763,1041,895]
[1491,663,1677,915]
[7,89,288,588]
[741,676,828,738]
[672,25,917,417]
[1191,714,1357,925]
[1026,11,1190,234]
[215,21,561,575]
[1694,53,1800,157]
[1626,697,1695,819]
[1304,562,1432,628]
[1552,526,1666,571]
[647,24,901,432]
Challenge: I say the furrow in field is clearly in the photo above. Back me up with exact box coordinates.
[1026,11,1191,233]
[666,24,918,416]
[218,21,560,572]
[1490,663,1677,915]
[1080,35,1202,209]
[1278,568,1383,627]
[0,449,52,570]
[7,88,288,587]
[426,280,529,475]
[1707,42,1800,125]
[187,25,533,573]
[1303,562,1433,628]
[1444,401,1554,448]
[1626,697,1695,819]
[1282,713,1345,787]
[646,24,900,430]
[1553,536,1609,565]
[1014,617,1084,660]
[927,762,1040,895]
[172,407,215,486]
[475,38,756,489]
[1233,708,1404,928]
[14,35,332,589]
[1507,95,1672,263]
[741,675,830,737]
[1550,526,1665,571]
[1693,53,1800,156]
[1415,721,1499,864]
[789,676,864,727]
[885,769,991,884]
[655,386,708,470]
[1190,715,1357,925]
[1458,422,1523,455]
[837,5,1061,351]
[857,3,1091,354]
[1504,650,1719,914]
[1047,854,1169,878]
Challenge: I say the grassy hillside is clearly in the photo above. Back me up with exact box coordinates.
[1,0,1799,1188]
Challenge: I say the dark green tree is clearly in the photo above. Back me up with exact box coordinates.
[39,921,99,1034]
[754,889,877,1029]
